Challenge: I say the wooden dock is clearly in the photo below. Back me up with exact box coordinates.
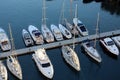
[0,29,120,59]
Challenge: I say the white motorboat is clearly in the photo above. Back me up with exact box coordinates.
[73,18,88,36]
[61,46,80,71]
[0,27,11,51]
[0,61,8,80]
[32,48,54,79]
[50,24,63,41]
[7,24,22,80]
[65,19,79,36]
[28,25,44,44]
[112,35,120,48]
[100,37,119,56]
[22,29,34,46]
[7,56,22,80]
[59,24,72,39]
[82,42,102,62]
[41,24,54,43]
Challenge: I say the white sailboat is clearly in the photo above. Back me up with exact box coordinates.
[41,0,54,43]
[50,24,63,41]
[28,25,44,44]
[22,29,34,46]
[82,13,102,63]
[6,24,22,80]
[73,4,88,36]
[82,42,102,62]
[59,24,72,39]
[58,1,72,39]
[61,46,80,71]
[32,48,54,79]
[0,61,8,80]
[64,0,79,36]
[65,19,79,36]
[0,27,11,51]
[100,37,119,56]
[112,35,120,48]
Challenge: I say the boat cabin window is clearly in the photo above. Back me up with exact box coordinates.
[86,43,91,47]
[80,26,87,32]
[1,41,8,45]
[24,33,30,39]
[65,30,69,35]
[47,32,50,35]
[35,32,40,37]
[42,62,50,67]
[32,30,41,36]
[77,23,82,26]
[107,41,114,46]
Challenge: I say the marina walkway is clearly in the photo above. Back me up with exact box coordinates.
[0,29,120,59]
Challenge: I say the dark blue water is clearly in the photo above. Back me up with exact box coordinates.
[0,0,120,80]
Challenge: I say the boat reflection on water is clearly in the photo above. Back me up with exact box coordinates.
[83,0,120,15]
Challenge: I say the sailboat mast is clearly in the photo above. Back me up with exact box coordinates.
[42,0,46,25]
[94,13,99,48]
[75,4,78,19]
[62,0,65,24]
[8,23,15,51]
[70,0,73,21]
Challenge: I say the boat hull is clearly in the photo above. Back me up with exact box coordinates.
[0,28,11,51]
[100,39,119,56]
[41,24,54,43]
[82,43,102,63]
[59,24,72,39]
[32,49,54,79]
[112,36,120,48]
[50,24,63,41]
[6,56,22,80]
[0,61,8,80]
[61,46,80,71]
[28,25,44,44]
[22,29,34,46]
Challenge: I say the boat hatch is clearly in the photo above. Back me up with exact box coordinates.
[65,30,69,35]
[42,63,50,67]
[107,41,114,46]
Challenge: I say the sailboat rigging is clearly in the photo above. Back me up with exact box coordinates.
[94,13,100,48]
[6,23,22,80]
[41,0,54,43]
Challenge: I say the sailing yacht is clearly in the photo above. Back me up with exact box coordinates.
[50,24,63,41]
[73,4,88,36]
[22,29,34,46]
[100,37,119,56]
[64,0,79,36]
[58,1,72,39]
[82,41,102,62]
[112,35,120,48]
[0,61,8,80]
[41,24,54,43]
[82,13,102,63]
[28,25,44,44]
[6,24,22,80]
[32,48,54,79]
[0,27,11,51]
[59,24,72,39]
[65,19,79,36]
[7,56,22,80]
[61,46,80,71]
[41,0,54,43]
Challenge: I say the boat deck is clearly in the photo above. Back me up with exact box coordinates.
[0,29,120,59]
